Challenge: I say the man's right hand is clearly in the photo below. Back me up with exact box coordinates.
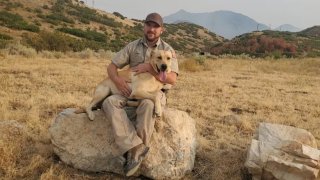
[107,63,131,97]
[114,76,131,97]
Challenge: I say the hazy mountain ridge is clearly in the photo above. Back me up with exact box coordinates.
[0,0,224,53]
[164,9,270,39]
[274,24,301,32]
[164,10,306,39]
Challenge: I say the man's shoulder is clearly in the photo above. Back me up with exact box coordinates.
[159,39,177,59]
[159,39,174,51]
[127,38,143,48]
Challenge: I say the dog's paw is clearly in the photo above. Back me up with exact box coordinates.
[154,108,162,117]
[86,110,95,121]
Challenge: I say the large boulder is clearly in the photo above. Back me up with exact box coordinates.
[49,108,196,179]
[245,123,320,180]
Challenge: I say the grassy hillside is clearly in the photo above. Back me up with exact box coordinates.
[210,29,320,58]
[0,0,223,53]
[299,26,320,37]
[1,54,320,179]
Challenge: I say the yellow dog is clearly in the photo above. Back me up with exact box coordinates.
[79,49,172,120]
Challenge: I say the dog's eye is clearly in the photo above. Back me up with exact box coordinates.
[157,56,161,59]
[167,57,171,60]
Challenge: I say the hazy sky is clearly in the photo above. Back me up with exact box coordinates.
[87,0,319,29]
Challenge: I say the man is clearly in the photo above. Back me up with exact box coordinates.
[102,13,179,176]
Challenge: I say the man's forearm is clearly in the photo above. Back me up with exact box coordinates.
[107,63,119,82]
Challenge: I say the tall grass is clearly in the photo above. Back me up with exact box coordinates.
[0,53,319,179]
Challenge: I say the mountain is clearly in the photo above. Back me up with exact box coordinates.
[0,0,224,53]
[274,24,301,32]
[164,9,269,39]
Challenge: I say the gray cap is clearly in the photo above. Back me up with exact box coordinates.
[145,13,163,26]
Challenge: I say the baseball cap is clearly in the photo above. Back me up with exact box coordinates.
[145,13,163,27]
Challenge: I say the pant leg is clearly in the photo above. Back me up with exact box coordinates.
[102,95,142,155]
[135,91,166,146]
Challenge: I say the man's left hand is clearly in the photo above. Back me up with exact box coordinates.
[131,63,152,75]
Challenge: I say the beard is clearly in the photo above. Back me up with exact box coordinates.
[145,31,160,42]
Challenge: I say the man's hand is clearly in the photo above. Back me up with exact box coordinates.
[114,76,131,97]
[131,63,152,75]
[107,63,131,97]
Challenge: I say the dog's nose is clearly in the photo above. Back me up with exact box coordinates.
[160,64,167,71]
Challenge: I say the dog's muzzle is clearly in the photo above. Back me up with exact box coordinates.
[160,64,167,72]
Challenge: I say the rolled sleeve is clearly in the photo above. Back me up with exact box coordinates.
[112,45,130,69]
[170,57,179,75]
[168,48,179,75]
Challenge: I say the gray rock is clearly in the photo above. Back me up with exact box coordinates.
[49,108,196,179]
[245,123,320,180]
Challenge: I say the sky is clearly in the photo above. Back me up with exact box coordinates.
[85,0,320,30]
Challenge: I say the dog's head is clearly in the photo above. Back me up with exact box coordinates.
[150,49,172,81]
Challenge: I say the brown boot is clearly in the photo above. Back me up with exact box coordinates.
[124,143,149,176]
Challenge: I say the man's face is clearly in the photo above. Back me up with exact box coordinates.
[143,21,163,42]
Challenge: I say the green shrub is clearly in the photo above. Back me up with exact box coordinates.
[79,18,90,24]
[34,8,42,14]
[4,2,23,10]
[113,12,125,20]
[0,33,13,40]
[22,31,72,52]
[0,39,10,49]
[46,13,74,24]
[67,5,122,27]
[57,27,107,43]
[0,11,40,32]
[194,56,206,65]
[42,5,49,9]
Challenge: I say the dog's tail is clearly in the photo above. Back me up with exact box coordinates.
[74,108,86,114]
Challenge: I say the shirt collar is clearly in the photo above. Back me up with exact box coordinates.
[141,37,161,48]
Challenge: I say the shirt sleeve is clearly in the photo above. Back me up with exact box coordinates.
[169,49,179,75]
[111,44,130,69]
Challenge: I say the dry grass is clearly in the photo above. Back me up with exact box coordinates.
[1,55,320,179]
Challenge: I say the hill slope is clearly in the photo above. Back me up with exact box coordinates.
[299,26,320,37]
[0,0,224,53]
[210,30,320,57]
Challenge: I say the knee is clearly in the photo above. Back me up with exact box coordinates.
[139,99,154,109]
[102,95,126,108]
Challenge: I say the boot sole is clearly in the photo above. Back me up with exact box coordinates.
[125,147,150,176]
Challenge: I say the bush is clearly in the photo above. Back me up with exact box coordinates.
[34,8,42,14]
[4,2,23,10]
[22,31,72,52]
[113,12,125,20]
[194,56,205,65]
[0,33,13,40]
[0,11,40,32]
[77,48,94,59]
[42,5,49,9]
[97,49,115,59]
[6,43,37,58]
[57,27,107,43]
[179,59,202,72]
[0,39,10,49]
[39,50,55,59]
[46,13,75,24]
